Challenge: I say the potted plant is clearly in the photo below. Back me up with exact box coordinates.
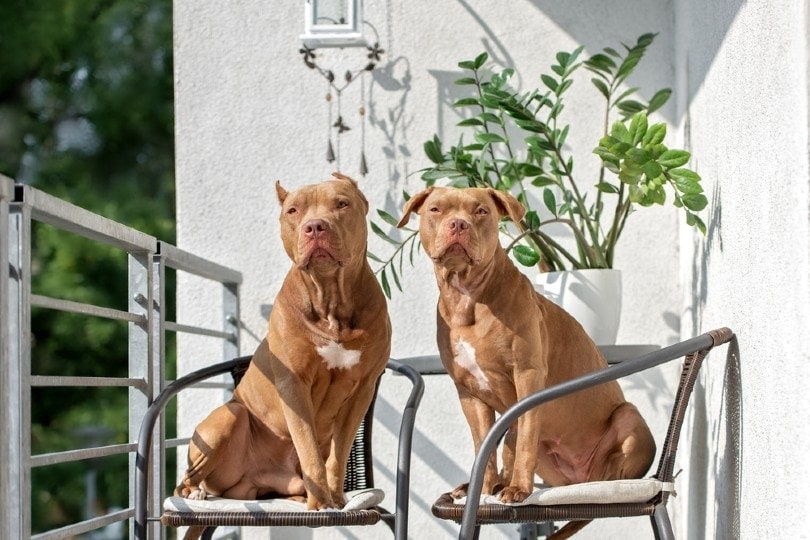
[370,34,706,343]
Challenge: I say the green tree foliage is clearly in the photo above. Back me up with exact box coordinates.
[0,0,175,533]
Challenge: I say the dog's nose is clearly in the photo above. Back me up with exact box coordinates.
[303,219,329,237]
[448,218,470,234]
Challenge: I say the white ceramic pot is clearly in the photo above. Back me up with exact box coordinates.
[534,269,622,345]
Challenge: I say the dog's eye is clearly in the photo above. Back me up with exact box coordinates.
[286,207,297,215]
[429,206,440,213]
[336,200,349,209]
[476,207,488,215]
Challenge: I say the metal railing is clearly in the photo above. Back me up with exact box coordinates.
[1,176,242,539]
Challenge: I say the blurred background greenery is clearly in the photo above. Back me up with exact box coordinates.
[0,0,176,534]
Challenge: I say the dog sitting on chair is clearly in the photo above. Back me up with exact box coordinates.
[398,186,655,539]
[174,173,391,539]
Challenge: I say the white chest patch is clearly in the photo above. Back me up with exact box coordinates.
[317,340,362,370]
[453,339,491,392]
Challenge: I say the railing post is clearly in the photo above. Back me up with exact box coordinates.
[0,176,10,536]
[129,250,154,539]
[2,184,32,539]
[149,251,167,539]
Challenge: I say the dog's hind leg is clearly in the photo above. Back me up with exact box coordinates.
[174,401,251,498]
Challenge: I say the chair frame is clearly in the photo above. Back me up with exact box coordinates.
[431,327,738,540]
[135,356,424,540]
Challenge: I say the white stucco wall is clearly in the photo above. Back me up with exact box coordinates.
[674,1,810,539]
[173,0,810,538]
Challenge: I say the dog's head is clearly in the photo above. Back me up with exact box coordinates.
[397,186,524,272]
[276,172,370,272]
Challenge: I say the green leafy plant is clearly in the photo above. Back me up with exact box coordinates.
[370,34,707,297]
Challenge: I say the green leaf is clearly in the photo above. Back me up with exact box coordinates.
[473,51,488,69]
[423,136,443,164]
[595,182,619,194]
[647,88,672,113]
[610,121,631,143]
[543,188,557,216]
[628,112,648,145]
[531,175,557,187]
[380,270,391,298]
[370,221,400,245]
[657,149,691,168]
[524,210,540,230]
[454,97,479,107]
[617,100,645,115]
[650,184,666,205]
[688,213,707,234]
[455,77,478,86]
[541,74,558,92]
[513,245,540,267]
[627,148,652,164]
[367,250,383,263]
[681,193,708,211]
[518,163,544,176]
[642,160,663,179]
[591,77,610,99]
[642,123,667,145]
[593,147,620,166]
[670,171,704,194]
[669,167,702,184]
[475,132,506,144]
[619,162,644,184]
[376,209,400,227]
[458,118,484,127]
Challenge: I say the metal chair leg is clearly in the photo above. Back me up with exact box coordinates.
[651,504,674,540]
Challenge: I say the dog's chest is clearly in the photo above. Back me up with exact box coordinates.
[316,339,361,370]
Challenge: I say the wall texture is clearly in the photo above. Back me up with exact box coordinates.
[674,1,810,538]
[173,0,809,538]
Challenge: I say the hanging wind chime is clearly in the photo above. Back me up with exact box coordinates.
[299,37,384,176]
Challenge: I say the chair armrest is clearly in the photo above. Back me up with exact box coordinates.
[134,355,252,538]
[385,360,425,540]
[457,329,734,539]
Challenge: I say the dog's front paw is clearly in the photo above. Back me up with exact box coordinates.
[450,483,469,499]
[307,496,339,511]
[330,490,347,508]
[497,485,530,503]
[185,487,208,501]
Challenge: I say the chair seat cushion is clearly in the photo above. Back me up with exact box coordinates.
[164,488,385,513]
[456,478,674,506]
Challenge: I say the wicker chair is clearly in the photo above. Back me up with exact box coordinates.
[135,355,424,540]
[431,327,739,540]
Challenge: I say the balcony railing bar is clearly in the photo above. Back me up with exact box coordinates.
[30,294,146,324]
[30,375,147,389]
[30,443,136,468]
[164,320,236,342]
[21,184,155,254]
[30,508,133,540]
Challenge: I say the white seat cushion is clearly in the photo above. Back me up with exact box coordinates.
[164,488,385,513]
[456,478,674,506]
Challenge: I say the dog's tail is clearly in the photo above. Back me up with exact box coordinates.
[548,520,591,539]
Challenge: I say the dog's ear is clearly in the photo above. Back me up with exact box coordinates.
[275,181,288,204]
[486,188,525,224]
[396,187,435,228]
[330,171,369,214]
[331,171,358,187]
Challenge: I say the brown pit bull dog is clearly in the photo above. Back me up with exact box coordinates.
[398,186,655,539]
[175,173,391,539]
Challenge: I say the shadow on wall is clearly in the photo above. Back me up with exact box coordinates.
[527,0,746,126]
